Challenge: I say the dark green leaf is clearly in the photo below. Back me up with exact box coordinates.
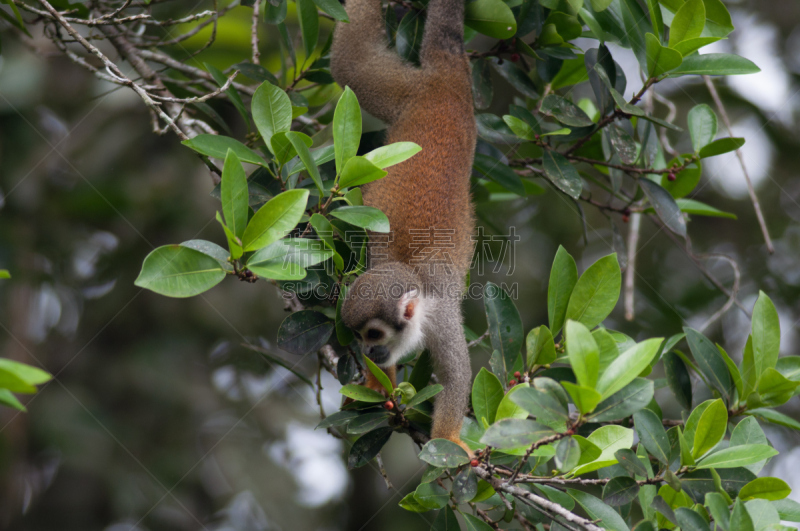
[431,506,460,530]
[407,384,444,408]
[465,0,516,39]
[730,499,755,531]
[614,448,647,477]
[548,246,578,335]
[414,481,449,509]
[472,58,493,110]
[675,507,711,531]
[348,427,393,468]
[311,0,348,21]
[540,94,594,127]
[567,489,631,531]
[472,368,504,426]
[664,351,692,410]
[473,154,525,196]
[182,135,268,167]
[684,327,732,401]
[542,150,582,199]
[633,409,671,465]
[484,282,524,370]
[277,309,334,355]
[452,467,478,503]
[339,384,386,402]
[640,178,687,237]
[346,411,390,434]
[603,476,640,506]
[699,137,744,158]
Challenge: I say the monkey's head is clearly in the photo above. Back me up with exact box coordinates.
[341,262,427,367]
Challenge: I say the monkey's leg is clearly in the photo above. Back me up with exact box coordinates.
[426,302,472,455]
[330,0,420,124]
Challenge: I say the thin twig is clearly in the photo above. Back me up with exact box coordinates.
[703,75,774,253]
[624,212,641,321]
[251,0,262,65]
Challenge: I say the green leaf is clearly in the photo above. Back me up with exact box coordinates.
[556,436,581,472]
[396,10,424,63]
[730,499,755,531]
[567,489,631,531]
[242,189,309,252]
[773,499,800,522]
[216,212,243,259]
[685,327,732,400]
[615,448,648,477]
[669,53,761,76]
[512,386,569,430]
[590,0,613,11]
[672,36,721,57]
[339,384,386,402]
[565,253,621,329]
[745,499,781,530]
[221,149,249,240]
[472,58,494,109]
[337,156,387,189]
[252,82,292,155]
[547,246,578,336]
[668,0,705,47]
[739,477,791,501]
[752,291,780,377]
[296,0,319,58]
[688,104,718,153]
[348,427,392,468]
[452,467,478,504]
[664,351,692,410]
[640,178,687,237]
[484,282,524,369]
[288,145,336,176]
[645,32,683,77]
[464,0,516,39]
[363,142,421,169]
[503,115,536,141]
[571,425,633,476]
[675,507,711,531]
[479,418,554,450]
[406,384,444,408]
[316,410,358,429]
[362,356,393,395]
[562,381,603,415]
[419,438,470,468]
[0,360,50,393]
[756,368,799,407]
[705,493,731,531]
[596,338,662,399]
[414,481,449,509]
[695,444,778,469]
[245,238,322,280]
[589,378,654,422]
[633,408,671,465]
[494,383,531,421]
[698,137,745,158]
[311,0,348,20]
[277,309,334,355]
[346,412,390,434]
[540,95,594,127]
[603,476,640,506]
[135,245,226,297]
[461,513,494,531]
[206,63,249,126]
[333,87,362,175]
[542,151,582,199]
[431,506,459,530]
[691,398,727,459]
[285,131,324,194]
[472,154,525,196]
[661,157,701,199]
[565,320,599,389]
[675,198,737,219]
[330,206,390,232]
[472,368,504,426]
[397,492,429,513]
[0,389,26,411]
[527,325,557,368]
[182,135,268,167]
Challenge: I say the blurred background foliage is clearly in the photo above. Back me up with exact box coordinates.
[1,0,800,529]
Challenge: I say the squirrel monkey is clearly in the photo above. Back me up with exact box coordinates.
[332,0,476,452]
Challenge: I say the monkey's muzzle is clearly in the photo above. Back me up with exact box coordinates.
[365,345,391,365]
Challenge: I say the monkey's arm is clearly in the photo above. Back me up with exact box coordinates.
[331,0,420,124]
[426,300,472,454]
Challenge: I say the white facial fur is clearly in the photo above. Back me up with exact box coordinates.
[359,293,429,367]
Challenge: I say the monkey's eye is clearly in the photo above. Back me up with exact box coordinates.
[366,329,384,341]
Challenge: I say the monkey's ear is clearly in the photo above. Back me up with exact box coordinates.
[400,288,420,321]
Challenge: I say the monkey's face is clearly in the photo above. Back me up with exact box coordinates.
[341,267,428,367]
